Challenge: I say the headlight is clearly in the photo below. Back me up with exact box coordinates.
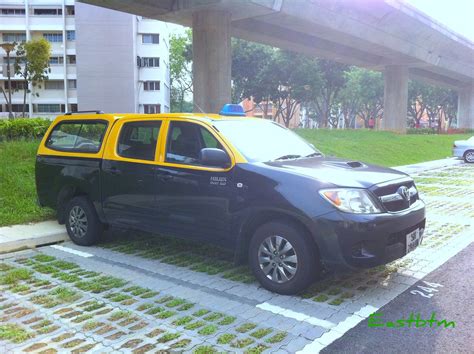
[319,188,382,214]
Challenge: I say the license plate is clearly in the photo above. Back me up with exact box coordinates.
[406,228,422,253]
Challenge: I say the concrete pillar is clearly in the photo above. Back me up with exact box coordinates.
[382,65,408,133]
[457,84,474,129]
[192,10,231,114]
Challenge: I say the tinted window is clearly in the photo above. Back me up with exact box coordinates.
[118,121,161,161]
[166,121,224,165]
[46,121,107,153]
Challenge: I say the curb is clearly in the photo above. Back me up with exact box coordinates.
[0,221,68,254]
[392,157,463,174]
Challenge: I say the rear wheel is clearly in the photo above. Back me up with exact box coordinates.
[65,196,102,246]
[249,221,320,295]
[463,150,474,163]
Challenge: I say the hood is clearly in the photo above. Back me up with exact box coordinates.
[264,157,410,188]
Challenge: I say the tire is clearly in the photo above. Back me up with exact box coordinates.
[248,221,320,295]
[463,150,474,163]
[65,196,103,246]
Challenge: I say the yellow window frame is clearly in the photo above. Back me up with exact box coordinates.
[157,118,239,172]
[37,116,115,159]
[103,117,166,165]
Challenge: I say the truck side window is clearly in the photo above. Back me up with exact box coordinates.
[166,121,225,166]
[117,121,161,161]
[46,121,107,153]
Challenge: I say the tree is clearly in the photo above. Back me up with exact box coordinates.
[231,39,276,117]
[14,38,51,117]
[306,60,349,128]
[408,80,458,130]
[0,42,16,118]
[232,42,321,127]
[408,80,429,128]
[169,29,193,112]
[268,50,322,127]
[344,68,383,128]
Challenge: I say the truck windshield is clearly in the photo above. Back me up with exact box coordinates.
[213,119,321,162]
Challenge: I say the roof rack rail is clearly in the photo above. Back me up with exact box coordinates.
[65,110,104,115]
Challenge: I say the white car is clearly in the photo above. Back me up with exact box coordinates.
[453,136,474,163]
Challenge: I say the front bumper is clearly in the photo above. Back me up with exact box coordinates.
[453,147,465,158]
[313,199,426,271]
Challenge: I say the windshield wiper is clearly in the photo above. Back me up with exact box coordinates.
[274,154,302,161]
[305,152,323,158]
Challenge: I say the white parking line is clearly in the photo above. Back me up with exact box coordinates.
[256,302,336,330]
[50,245,93,258]
[296,305,379,353]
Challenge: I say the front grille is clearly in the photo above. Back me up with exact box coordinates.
[372,180,419,212]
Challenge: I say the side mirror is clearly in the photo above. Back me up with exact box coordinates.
[199,148,231,168]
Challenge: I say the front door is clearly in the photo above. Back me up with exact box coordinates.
[155,120,235,246]
[101,120,162,231]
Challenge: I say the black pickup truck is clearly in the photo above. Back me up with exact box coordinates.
[36,108,425,294]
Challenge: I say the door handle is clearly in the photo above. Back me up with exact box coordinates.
[107,167,122,176]
[159,174,173,182]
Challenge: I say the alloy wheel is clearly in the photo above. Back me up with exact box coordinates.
[258,235,298,283]
[466,151,474,163]
[69,206,88,238]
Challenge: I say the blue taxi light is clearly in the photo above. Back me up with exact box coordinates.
[219,104,246,117]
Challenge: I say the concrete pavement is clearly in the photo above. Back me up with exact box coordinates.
[0,220,67,254]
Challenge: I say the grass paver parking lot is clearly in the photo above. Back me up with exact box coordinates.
[0,164,472,352]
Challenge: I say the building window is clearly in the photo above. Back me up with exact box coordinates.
[137,57,159,68]
[142,34,159,44]
[49,56,64,65]
[11,104,26,113]
[68,80,77,89]
[144,104,161,114]
[1,8,26,15]
[2,32,26,42]
[35,104,62,113]
[66,31,75,41]
[33,8,62,16]
[143,81,160,91]
[4,81,26,90]
[67,55,76,64]
[68,104,78,112]
[44,81,64,90]
[66,6,75,16]
[43,33,63,42]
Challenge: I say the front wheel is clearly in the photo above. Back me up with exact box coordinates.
[463,150,474,163]
[65,196,102,246]
[249,221,320,295]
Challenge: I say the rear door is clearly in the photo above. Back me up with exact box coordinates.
[101,119,163,231]
[154,119,236,246]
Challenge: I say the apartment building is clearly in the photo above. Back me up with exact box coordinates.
[0,0,170,118]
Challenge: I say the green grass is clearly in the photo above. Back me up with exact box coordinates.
[0,267,32,285]
[0,323,34,343]
[296,129,471,167]
[1,131,470,226]
[0,139,54,226]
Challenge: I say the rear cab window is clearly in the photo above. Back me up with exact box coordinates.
[117,121,162,161]
[46,121,108,153]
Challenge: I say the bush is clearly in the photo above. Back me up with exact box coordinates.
[407,127,474,135]
[0,118,52,141]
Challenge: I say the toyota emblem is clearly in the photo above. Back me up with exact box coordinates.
[397,186,411,205]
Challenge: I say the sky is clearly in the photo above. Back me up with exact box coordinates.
[405,0,474,41]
